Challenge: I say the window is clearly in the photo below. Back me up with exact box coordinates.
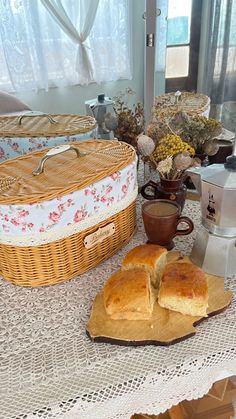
[165,0,202,92]
[0,0,131,92]
[166,0,192,78]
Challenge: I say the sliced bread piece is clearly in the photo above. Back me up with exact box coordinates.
[122,244,167,287]
[103,267,155,320]
[158,262,208,317]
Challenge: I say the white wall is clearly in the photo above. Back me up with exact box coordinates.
[15,0,145,115]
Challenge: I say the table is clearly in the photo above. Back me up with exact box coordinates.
[0,197,236,419]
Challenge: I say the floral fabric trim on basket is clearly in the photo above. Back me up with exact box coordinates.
[0,161,137,246]
[0,131,96,162]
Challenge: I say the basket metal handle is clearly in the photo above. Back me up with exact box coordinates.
[32,144,86,176]
[18,111,57,125]
[175,90,182,104]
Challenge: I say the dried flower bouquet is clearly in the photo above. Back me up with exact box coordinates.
[112,88,144,149]
[148,134,199,180]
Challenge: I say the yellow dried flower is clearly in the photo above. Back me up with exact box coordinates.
[151,134,195,163]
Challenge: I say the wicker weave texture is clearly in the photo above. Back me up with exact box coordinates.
[0,113,96,137]
[0,140,136,205]
[0,201,136,287]
[154,92,210,117]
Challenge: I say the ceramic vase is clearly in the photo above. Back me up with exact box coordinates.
[140,177,187,211]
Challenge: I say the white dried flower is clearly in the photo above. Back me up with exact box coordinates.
[136,134,156,156]
[174,152,193,171]
[156,156,173,177]
[191,158,202,167]
[203,140,219,156]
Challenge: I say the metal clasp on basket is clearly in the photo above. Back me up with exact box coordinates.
[32,144,86,176]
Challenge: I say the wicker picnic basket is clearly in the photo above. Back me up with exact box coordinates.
[0,139,137,286]
[0,112,97,161]
[153,92,211,120]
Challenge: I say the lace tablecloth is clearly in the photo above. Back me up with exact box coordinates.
[0,197,236,419]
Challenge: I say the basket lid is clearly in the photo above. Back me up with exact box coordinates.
[0,111,96,138]
[0,140,136,205]
[154,92,210,117]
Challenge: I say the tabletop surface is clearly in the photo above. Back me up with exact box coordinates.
[0,196,236,419]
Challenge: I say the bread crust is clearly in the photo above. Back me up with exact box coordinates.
[122,244,167,271]
[158,262,208,316]
[122,244,167,287]
[103,267,153,320]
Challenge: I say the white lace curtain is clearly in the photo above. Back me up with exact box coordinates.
[200,0,236,124]
[40,0,99,83]
[0,0,131,92]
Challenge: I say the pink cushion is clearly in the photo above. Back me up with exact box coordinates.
[0,91,31,114]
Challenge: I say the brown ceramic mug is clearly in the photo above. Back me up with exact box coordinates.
[142,199,194,250]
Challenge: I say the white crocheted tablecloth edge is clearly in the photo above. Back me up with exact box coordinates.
[23,357,236,419]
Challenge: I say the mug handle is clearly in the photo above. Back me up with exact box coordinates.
[174,216,194,237]
[140,180,159,200]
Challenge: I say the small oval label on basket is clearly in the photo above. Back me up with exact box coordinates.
[83,222,115,249]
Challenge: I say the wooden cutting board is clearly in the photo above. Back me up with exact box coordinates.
[86,252,233,346]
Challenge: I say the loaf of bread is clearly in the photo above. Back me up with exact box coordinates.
[122,244,167,286]
[158,262,208,317]
[103,267,155,320]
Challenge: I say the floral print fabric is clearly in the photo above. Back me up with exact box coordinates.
[0,131,96,162]
[0,160,137,237]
